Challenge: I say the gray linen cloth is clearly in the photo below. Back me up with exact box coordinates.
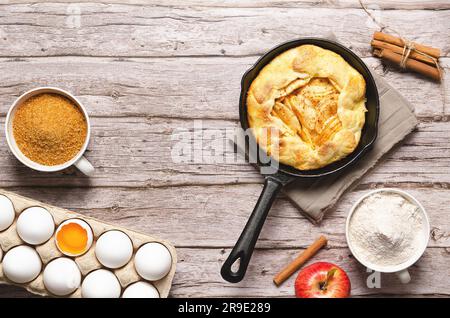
[232,35,418,223]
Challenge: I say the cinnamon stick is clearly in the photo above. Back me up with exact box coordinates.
[373,48,441,81]
[273,235,327,286]
[371,39,436,66]
[373,31,440,59]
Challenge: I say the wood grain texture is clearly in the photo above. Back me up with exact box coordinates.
[0,118,450,187]
[0,3,449,58]
[3,0,450,10]
[0,1,449,298]
[1,186,448,249]
[0,57,448,119]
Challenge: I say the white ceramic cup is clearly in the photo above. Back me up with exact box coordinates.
[345,188,430,284]
[5,87,94,176]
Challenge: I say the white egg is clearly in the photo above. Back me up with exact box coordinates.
[43,258,81,296]
[134,243,172,281]
[3,245,42,283]
[0,195,15,231]
[95,230,133,269]
[81,269,121,298]
[122,281,160,298]
[17,207,55,245]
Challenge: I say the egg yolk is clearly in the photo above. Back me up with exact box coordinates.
[56,222,88,255]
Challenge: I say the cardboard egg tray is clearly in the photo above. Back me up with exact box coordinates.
[0,189,177,298]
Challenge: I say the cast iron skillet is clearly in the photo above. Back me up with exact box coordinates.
[221,38,380,283]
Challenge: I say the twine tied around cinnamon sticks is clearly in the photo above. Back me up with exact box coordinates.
[371,32,442,81]
[399,40,415,69]
[399,39,442,80]
[358,0,442,81]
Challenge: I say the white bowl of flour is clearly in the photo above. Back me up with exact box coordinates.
[346,188,430,284]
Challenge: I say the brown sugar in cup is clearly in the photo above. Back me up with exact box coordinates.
[12,93,88,166]
[5,87,95,176]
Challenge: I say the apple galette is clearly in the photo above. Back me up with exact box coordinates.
[247,44,367,170]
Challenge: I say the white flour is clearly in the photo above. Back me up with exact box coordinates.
[348,192,426,268]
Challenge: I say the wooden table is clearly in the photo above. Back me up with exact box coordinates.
[0,1,449,298]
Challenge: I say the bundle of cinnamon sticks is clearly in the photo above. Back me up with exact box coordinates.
[371,31,442,81]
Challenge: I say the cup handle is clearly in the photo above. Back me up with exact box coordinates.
[74,156,95,176]
[396,269,411,284]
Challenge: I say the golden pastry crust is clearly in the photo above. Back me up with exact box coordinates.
[247,44,367,170]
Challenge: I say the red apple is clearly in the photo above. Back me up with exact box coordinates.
[295,262,350,298]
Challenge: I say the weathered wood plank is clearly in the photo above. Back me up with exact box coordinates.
[0,56,247,120]
[171,247,450,297]
[0,117,449,187]
[0,4,448,58]
[163,0,450,10]
[0,247,448,298]
[0,57,448,119]
[4,186,449,249]
[3,0,450,10]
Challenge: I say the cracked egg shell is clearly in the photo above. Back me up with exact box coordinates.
[55,219,93,257]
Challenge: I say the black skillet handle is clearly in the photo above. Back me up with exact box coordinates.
[221,176,283,283]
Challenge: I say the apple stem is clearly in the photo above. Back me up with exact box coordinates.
[320,268,337,291]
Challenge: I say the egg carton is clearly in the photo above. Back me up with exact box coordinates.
[0,189,177,298]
